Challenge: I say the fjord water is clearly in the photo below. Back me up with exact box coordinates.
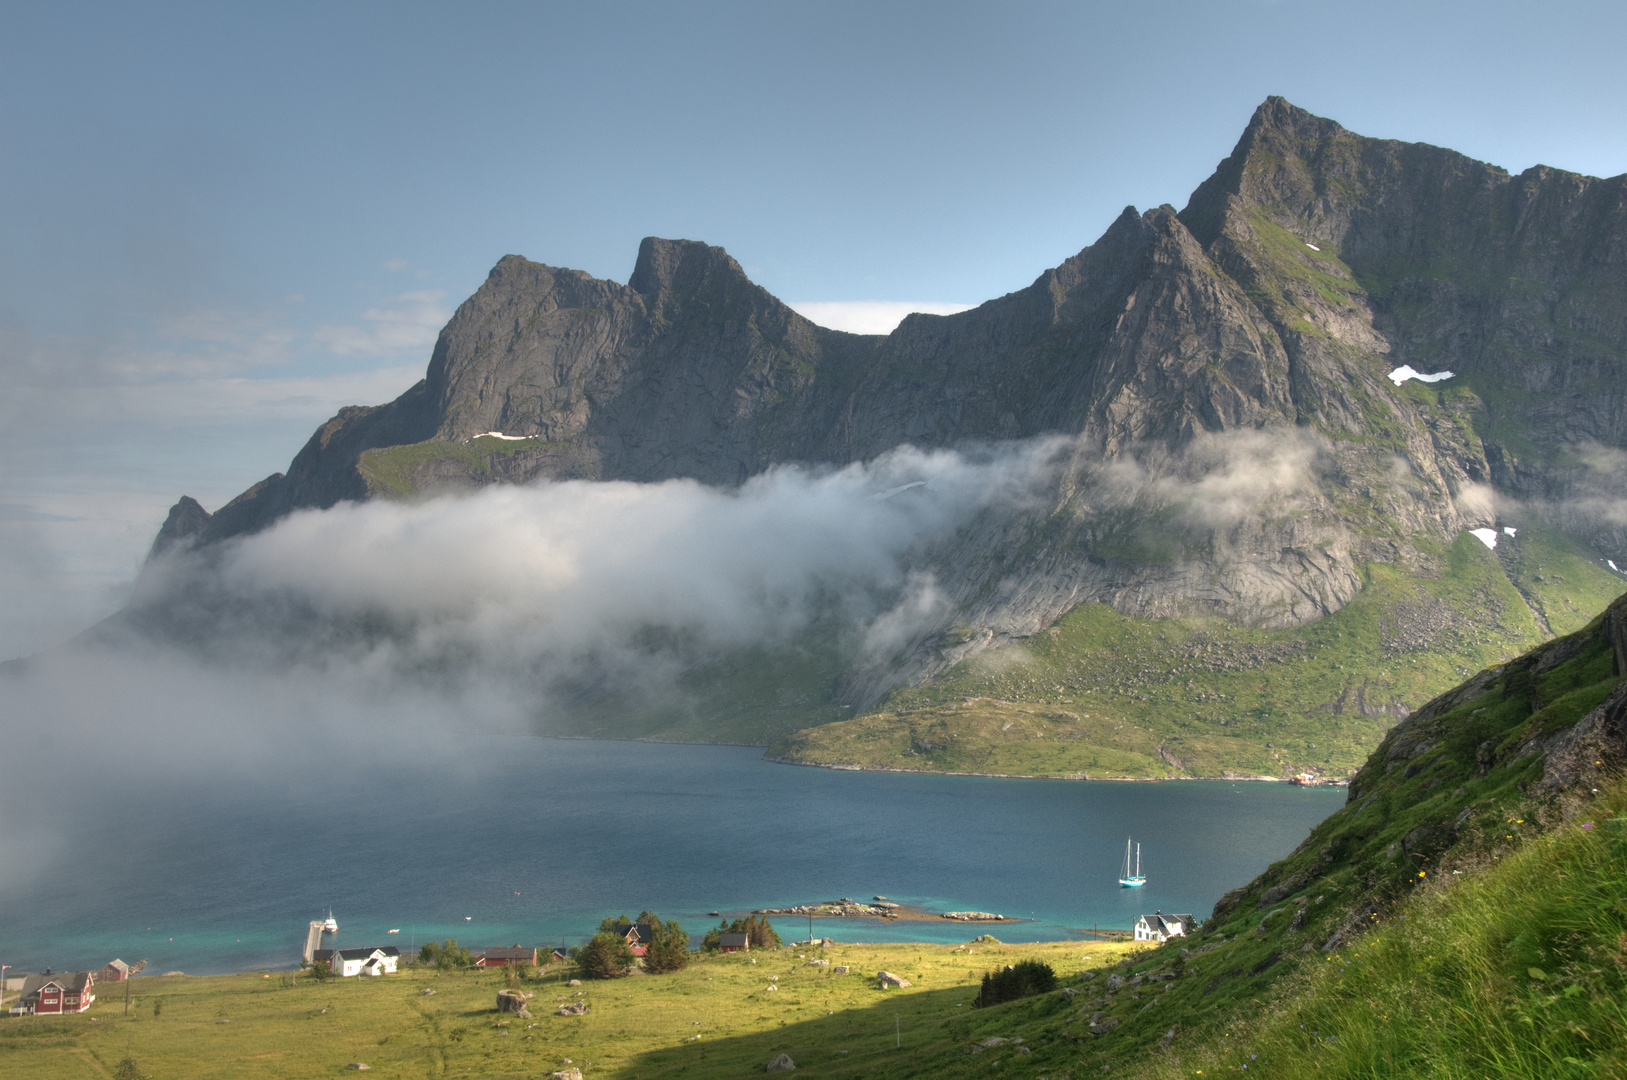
[1,740,1341,974]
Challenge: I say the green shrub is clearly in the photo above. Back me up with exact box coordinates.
[417,938,473,971]
[643,918,691,974]
[976,959,1057,1007]
[577,932,636,979]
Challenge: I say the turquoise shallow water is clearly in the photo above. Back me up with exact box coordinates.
[0,739,1342,974]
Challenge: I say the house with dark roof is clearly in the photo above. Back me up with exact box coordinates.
[620,923,655,956]
[331,947,401,977]
[9,971,95,1015]
[1134,911,1195,942]
[475,946,537,967]
[718,932,750,953]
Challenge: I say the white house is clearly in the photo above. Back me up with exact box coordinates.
[331,947,401,977]
[1134,911,1195,942]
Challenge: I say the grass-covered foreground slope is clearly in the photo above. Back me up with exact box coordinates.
[0,940,1128,1080]
[774,527,1624,778]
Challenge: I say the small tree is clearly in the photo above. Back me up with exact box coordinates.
[309,959,332,982]
[418,939,474,971]
[597,914,634,934]
[576,932,636,979]
[701,918,728,952]
[113,1056,142,1080]
[643,918,690,974]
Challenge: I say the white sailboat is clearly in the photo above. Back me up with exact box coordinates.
[1118,838,1147,888]
[323,909,339,934]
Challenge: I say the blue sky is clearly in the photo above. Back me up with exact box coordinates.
[2,0,1625,656]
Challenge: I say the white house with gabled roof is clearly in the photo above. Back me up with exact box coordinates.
[1134,911,1195,942]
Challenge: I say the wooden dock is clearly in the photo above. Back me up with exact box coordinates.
[302,921,325,965]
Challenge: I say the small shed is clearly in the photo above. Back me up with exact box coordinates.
[99,959,130,982]
[718,933,750,953]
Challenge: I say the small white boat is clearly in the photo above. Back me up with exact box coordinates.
[386,928,400,934]
[323,909,339,934]
[1119,838,1147,888]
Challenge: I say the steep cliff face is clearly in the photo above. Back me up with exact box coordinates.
[148,98,1626,723]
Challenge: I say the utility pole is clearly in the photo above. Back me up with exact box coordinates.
[895,1013,900,1048]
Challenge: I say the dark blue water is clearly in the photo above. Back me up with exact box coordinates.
[0,739,1341,974]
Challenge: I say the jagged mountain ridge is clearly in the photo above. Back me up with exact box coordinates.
[148,97,1627,721]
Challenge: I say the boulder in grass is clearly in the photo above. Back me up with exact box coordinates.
[877,971,911,988]
[496,990,532,1013]
[766,1052,796,1072]
[347,1065,370,1072]
[551,1070,583,1080]
[557,1001,590,1016]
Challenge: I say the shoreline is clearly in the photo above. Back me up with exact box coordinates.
[760,754,1335,785]
[535,734,1349,786]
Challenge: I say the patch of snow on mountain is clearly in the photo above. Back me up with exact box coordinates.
[1502,527,1517,536]
[1389,365,1456,386]
[1469,528,1498,549]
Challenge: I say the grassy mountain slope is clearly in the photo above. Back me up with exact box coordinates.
[615,590,1627,1077]
[774,527,1623,778]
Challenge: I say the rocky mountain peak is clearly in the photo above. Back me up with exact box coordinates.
[629,236,746,298]
[146,495,212,559]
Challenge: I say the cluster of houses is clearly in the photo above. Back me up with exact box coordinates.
[311,947,404,978]
[7,911,1183,1014]
[5,959,129,1016]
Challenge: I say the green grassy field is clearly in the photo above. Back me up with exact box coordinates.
[774,528,1624,779]
[0,940,1128,1079]
[357,436,555,498]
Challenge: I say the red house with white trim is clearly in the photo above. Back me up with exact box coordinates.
[9,971,95,1015]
